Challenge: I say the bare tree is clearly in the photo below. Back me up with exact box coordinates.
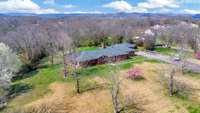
[176,22,193,73]
[187,25,200,53]
[143,29,156,50]
[73,59,80,93]
[169,69,176,96]
[61,36,73,78]
[45,25,60,65]
[110,63,121,113]
[111,78,121,113]
[69,43,81,93]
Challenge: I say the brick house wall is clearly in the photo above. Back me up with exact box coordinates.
[128,51,135,57]
[78,54,129,67]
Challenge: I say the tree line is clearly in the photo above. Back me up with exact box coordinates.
[0,15,199,70]
[0,14,200,112]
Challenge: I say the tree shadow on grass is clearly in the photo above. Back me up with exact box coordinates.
[13,63,60,81]
[8,83,33,98]
[37,63,60,70]
[80,82,108,94]
[0,83,33,111]
[80,85,101,93]
[36,64,51,69]
[12,70,39,81]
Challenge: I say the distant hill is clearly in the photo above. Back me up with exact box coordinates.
[0,13,194,19]
[192,14,200,20]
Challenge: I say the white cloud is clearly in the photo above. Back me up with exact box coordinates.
[0,0,40,11]
[103,0,179,13]
[44,0,55,5]
[64,4,77,9]
[138,0,179,9]
[103,1,132,12]
[103,0,147,13]
[184,9,200,14]
[0,0,59,14]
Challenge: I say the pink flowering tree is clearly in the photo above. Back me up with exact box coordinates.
[196,51,200,60]
[127,67,143,80]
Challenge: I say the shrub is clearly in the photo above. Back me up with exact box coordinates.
[127,67,143,80]
[196,51,200,60]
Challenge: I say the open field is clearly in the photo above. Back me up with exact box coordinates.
[77,46,98,52]
[2,54,200,113]
[2,56,158,113]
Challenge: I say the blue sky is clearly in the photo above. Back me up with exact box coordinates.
[0,0,200,14]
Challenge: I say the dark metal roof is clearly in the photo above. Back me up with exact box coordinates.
[66,43,135,62]
[98,47,128,57]
[75,50,103,62]
[110,45,134,52]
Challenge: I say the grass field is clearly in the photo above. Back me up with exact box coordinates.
[170,70,200,113]
[154,47,178,56]
[77,46,98,52]
[7,62,200,113]
[2,46,200,113]
[2,55,161,113]
[154,47,195,58]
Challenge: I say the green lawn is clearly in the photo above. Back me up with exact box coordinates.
[171,93,200,113]
[154,47,178,56]
[4,52,200,113]
[183,65,200,113]
[78,56,161,77]
[4,64,67,112]
[154,47,194,58]
[3,54,162,113]
[77,46,98,52]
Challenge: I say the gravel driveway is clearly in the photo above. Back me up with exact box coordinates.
[136,51,200,73]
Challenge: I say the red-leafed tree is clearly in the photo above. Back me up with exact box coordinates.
[196,51,200,60]
[127,67,143,80]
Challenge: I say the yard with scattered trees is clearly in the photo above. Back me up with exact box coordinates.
[0,13,200,113]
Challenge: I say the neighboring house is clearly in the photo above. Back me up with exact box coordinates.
[65,43,136,67]
[155,43,169,48]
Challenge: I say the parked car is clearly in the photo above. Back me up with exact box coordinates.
[174,54,181,61]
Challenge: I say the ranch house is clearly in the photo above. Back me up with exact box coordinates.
[65,43,136,67]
